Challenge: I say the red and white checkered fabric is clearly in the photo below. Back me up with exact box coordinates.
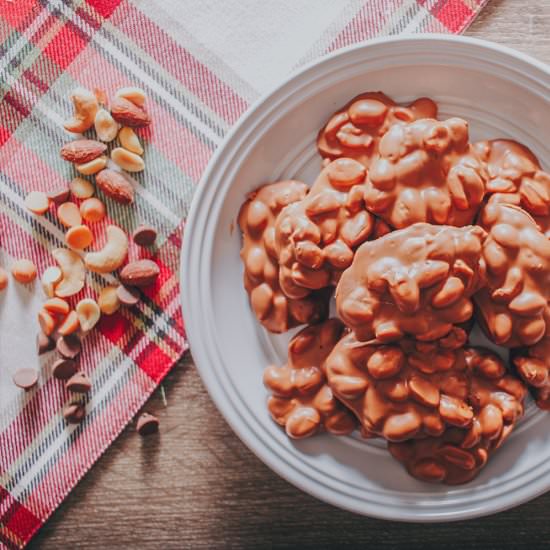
[0,0,487,546]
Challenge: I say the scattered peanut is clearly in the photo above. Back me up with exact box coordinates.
[66,225,94,249]
[0,267,8,291]
[69,177,95,199]
[115,87,146,106]
[80,197,106,223]
[118,127,143,155]
[25,191,50,215]
[58,202,82,227]
[84,225,128,273]
[111,147,144,172]
[58,310,80,335]
[43,297,70,316]
[76,155,108,175]
[64,88,99,133]
[98,285,120,315]
[52,248,86,297]
[41,266,62,297]
[76,298,101,331]
[11,259,37,283]
[94,108,119,142]
[38,308,56,336]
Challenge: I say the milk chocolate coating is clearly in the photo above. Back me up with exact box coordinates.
[475,139,550,237]
[512,321,550,410]
[238,181,329,333]
[263,319,357,439]
[364,117,488,229]
[274,158,378,298]
[475,202,550,347]
[317,92,438,168]
[336,223,486,342]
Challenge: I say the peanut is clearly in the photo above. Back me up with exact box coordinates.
[38,308,56,336]
[66,225,94,249]
[11,259,37,283]
[25,191,50,215]
[69,177,95,199]
[76,298,101,331]
[43,297,70,316]
[98,285,120,315]
[80,197,106,223]
[115,87,146,106]
[119,127,143,155]
[57,202,82,227]
[111,147,144,172]
[76,155,108,175]
[94,108,119,142]
[58,310,80,335]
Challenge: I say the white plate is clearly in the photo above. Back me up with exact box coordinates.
[181,35,550,522]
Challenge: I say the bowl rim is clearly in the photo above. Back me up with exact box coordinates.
[181,34,550,522]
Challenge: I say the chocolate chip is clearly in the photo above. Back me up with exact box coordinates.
[66,372,92,393]
[64,401,86,424]
[56,334,81,359]
[132,225,157,247]
[37,331,55,355]
[47,188,70,204]
[13,368,38,390]
[116,284,140,306]
[52,358,78,380]
[136,412,159,436]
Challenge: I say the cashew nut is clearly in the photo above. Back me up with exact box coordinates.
[84,225,128,273]
[76,298,101,332]
[64,88,99,134]
[52,248,86,297]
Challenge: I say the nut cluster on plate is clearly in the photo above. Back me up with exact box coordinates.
[2,86,160,432]
[238,92,550,485]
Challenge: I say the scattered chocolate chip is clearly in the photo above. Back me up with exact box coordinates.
[47,188,71,204]
[116,284,140,306]
[52,358,78,380]
[56,334,81,359]
[13,368,38,390]
[136,412,159,436]
[132,225,157,247]
[66,372,92,393]
[63,401,86,424]
[37,331,55,355]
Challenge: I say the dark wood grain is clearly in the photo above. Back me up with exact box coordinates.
[30,1,550,548]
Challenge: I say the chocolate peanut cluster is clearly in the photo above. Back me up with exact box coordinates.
[238,91,550,485]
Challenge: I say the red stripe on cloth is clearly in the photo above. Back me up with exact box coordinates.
[0,488,42,549]
[85,0,123,19]
[0,0,40,30]
[430,0,474,33]
[0,126,12,148]
[133,341,174,382]
[67,48,214,180]
[112,2,248,124]
[23,68,49,94]
[42,21,90,70]
[98,310,132,344]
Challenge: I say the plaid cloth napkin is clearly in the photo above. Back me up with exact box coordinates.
[0,0,487,547]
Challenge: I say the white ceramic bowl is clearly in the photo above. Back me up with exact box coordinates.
[181,35,550,521]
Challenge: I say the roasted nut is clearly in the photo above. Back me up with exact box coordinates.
[61,139,107,164]
[115,87,146,106]
[111,96,150,127]
[43,297,70,316]
[47,188,71,204]
[66,225,94,249]
[84,225,128,273]
[238,180,329,333]
[94,108,119,142]
[264,319,356,439]
[336,223,485,342]
[41,265,62,297]
[57,202,82,227]
[57,334,81,359]
[76,298,101,331]
[132,225,157,246]
[64,88,99,133]
[317,92,438,167]
[111,147,145,172]
[66,372,92,393]
[25,191,50,215]
[119,259,160,287]
[69,177,95,199]
[52,358,78,380]
[475,203,550,347]
[96,169,134,204]
[11,259,37,283]
[136,412,159,436]
[80,197,106,223]
[98,285,120,314]
[119,127,143,155]
[38,308,56,336]
[75,155,108,175]
[51,248,86,297]
[64,401,86,424]
[58,310,80,335]
[0,267,8,291]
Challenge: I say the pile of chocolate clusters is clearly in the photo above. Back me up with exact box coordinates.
[238,92,550,485]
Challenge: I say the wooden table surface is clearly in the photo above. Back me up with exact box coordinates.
[31,1,550,548]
